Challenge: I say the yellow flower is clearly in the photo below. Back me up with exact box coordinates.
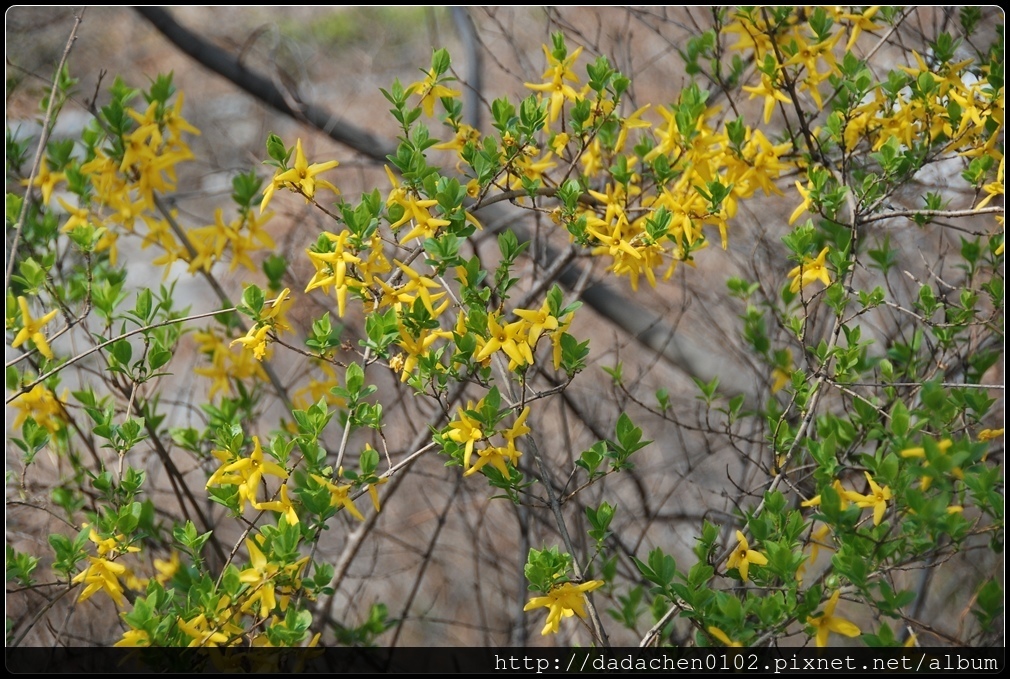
[260,139,339,213]
[503,406,531,448]
[229,288,291,361]
[742,73,793,124]
[231,323,271,361]
[409,67,461,117]
[726,530,768,582]
[524,44,584,123]
[446,404,485,470]
[771,349,794,394]
[788,180,813,225]
[206,436,289,511]
[71,556,129,606]
[114,628,151,647]
[153,551,182,585]
[807,590,861,647]
[900,439,957,490]
[433,123,479,153]
[523,579,603,636]
[22,158,65,206]
[787,247,832,293]
[802,479,862,510]
[177,613,231,647]
[10,384,67,434]
[11,296,59,359]
[85,525,140,558]
[707,626,743,647]
[254,483,299,525]
[797,522,834,583]
[476,312,535,368]
[615,104,651,153]
[364,475,388,513]
[808,523,833,566]
[550,132,570,155]
[57,197,96,233]
[514,301,560,343]
[841,6,883,51]
[310,473,365,521]
[239,537,279,615]
[851,472,892,526]
[978,428,1004,442]
[393,197,452,244]
[463,445,514,478]
[305,229,362,318]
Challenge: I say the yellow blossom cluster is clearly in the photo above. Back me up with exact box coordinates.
[10,384,68,434]
[723,7,1003,237]
[71,525,141,607]
[230,288,293,362]
[802,473,893,526]
[900,438,964,491]
[55,96,201,269]
[238,535,311,615]
[523,579,603,636]
[188,207,276,274]
[206,436,289,512]
[192,328,269,398]
[446,402,530,479]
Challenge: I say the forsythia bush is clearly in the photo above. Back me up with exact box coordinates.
[6,7,1003,651]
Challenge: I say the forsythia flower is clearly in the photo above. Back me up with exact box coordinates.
[523,579,603,635]
[726,530,768,582]
[10,384,68,433]
[446,404,485,470]
[254,484,299,525]
[71,556,129,606]
[11,296,59,359]
[742,73,793,124]
[788,180,813,225]
[409,68,461,118]
[231,323,272,361]
[260,139,339,213]
[476,313,535,368]
[771,349,793,393]
[787,247,832,293]
[802,479,862,510]
[239,537,279,614]
[153,551,182,585]
[807,591,861,647]
[310,474,365,521]
[114,628,152,647]
[707,626,743,647]
[206,436,289,511]
[463,445,516,478]
[851,472,892,526]
[22,158,65,206]
[797,522,834,583]
[177,613,232,647]
[900,439,959,490]
[978,428,1004,442]
[524,44,584,123]
[230,288,291,361]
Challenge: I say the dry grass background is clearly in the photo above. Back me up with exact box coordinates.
[6,7,1003,648]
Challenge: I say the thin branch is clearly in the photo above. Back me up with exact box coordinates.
[858,206,1004,225]
[6,10,84,291]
